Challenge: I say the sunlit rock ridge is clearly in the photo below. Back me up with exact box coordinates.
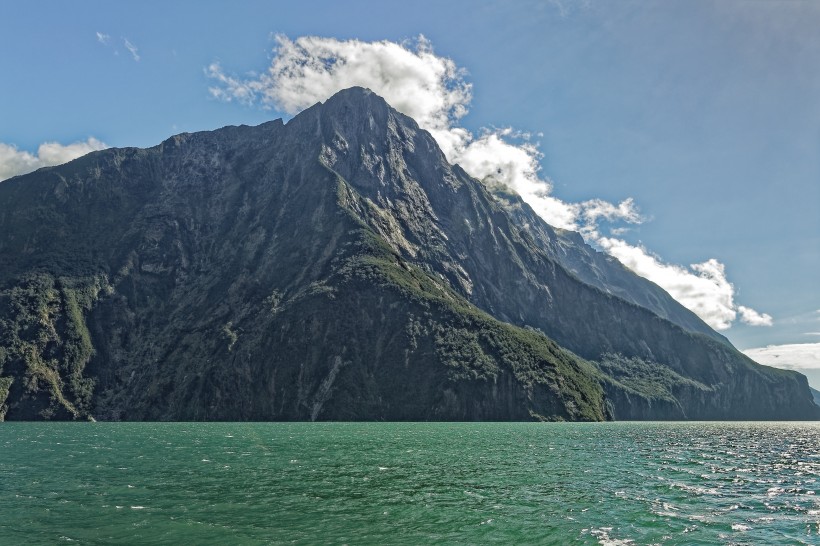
[0,87,816,421]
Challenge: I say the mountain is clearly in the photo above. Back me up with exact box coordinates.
[492,191,732,347]
[0,87,816,421]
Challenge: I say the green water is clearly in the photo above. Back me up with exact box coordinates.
[2,422,819,545]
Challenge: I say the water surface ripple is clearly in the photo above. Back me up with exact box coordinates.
[2,422,819,544]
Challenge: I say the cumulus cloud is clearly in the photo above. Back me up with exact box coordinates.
[737,305,774,327]
[743,343,820,371]
[206,35,637,231]
[207,34,772,330]
[591,237,774,330]
[123,38,140,62]
[0,138,108,181]
[207,35,471,132]
[595,238,740,329]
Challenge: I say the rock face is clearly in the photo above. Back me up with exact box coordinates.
[0,87,816,421]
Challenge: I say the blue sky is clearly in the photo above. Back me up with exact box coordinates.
[2,0,818,381]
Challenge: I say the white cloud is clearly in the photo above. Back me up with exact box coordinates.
[123,38,140,62]
[0,138,108,181]
[96,32,110,45]
[206,63,259,105]
[205,35,624,231]
[596,238,740,330]
[582,198,643,226]
[207,34,772,330]
[743,343,820,371]
[737,305,773,327]
[609,227,632,237]
[207,35,471,132]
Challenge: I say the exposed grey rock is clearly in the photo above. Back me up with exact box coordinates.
[0,86,815,421]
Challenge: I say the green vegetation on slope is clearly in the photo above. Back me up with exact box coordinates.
[595,353,710,404]
[0,87,815,421]
[334,247,608,421]
[0,274,107,420]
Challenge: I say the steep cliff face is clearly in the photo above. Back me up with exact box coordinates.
[292,88,817,420]
[0,90,606,422]
[0,87,816,421]
[493,192,731,346]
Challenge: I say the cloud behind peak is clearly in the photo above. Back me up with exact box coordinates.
[207,34,773,331]
[0,138,108,182]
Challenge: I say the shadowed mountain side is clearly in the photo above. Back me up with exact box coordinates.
[0,87,816,420]
[491,189,731,347]
[299,88,818,420]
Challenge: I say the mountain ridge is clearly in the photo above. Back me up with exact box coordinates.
[0,86,816,421]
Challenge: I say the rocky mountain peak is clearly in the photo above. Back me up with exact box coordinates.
[0,87,816,421]
[320,86,389,117]
[284,88,456,209]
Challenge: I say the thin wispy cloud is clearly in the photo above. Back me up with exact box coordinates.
[743,343,820,371]
[207,35,773,331]
[96,31,141,63]
[779,308,820,326]
[123,38,140,62]
[546,0,592,19]
[0,138,108,182]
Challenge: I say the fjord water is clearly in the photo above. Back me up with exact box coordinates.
[2,423,819,544]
